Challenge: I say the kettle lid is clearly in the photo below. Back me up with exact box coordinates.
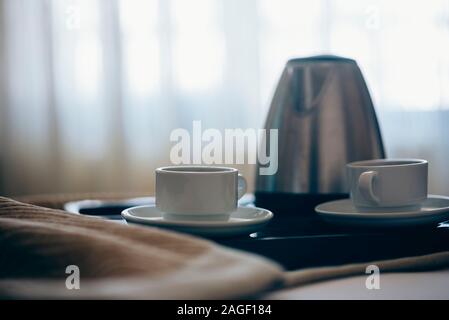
[287,55,355,65]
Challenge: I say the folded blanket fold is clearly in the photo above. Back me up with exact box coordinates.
[284,251,449,288]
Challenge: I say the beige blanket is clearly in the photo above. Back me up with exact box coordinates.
[1,195,449,299]
[0,196,283,299]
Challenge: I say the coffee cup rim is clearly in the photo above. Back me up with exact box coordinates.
[347,158,427,168]
[156,165,238,174]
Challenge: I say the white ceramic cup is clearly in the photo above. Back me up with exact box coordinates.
[347,159,428,211]
[155,166,247,221]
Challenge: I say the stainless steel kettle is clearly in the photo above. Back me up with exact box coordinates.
[256,55,385,194]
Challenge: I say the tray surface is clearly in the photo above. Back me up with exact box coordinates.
[64,192,449,270]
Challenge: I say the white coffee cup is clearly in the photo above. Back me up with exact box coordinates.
[155,166,247,221]
[347,159,428,211]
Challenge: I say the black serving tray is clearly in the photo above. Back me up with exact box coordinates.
[66,192,449,270]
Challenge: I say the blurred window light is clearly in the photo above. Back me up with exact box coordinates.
[74,36,102,97]
[172,0,225,93]
[56,0,449,111]
[119,0,160,97]
[3,0,449,196]
[61,0,103,98]
[259,0,449,112]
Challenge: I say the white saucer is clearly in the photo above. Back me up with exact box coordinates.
[315,195,449,227]
[121,205,273,237]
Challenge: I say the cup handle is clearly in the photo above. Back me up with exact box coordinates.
[358,171,380,204]
[237,174,247,200]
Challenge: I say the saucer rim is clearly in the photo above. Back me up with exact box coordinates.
[315,194,449,218]
[64,193,255,214]
[121,205,273,228]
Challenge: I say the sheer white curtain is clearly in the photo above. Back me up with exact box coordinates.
[1,0,449,196]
